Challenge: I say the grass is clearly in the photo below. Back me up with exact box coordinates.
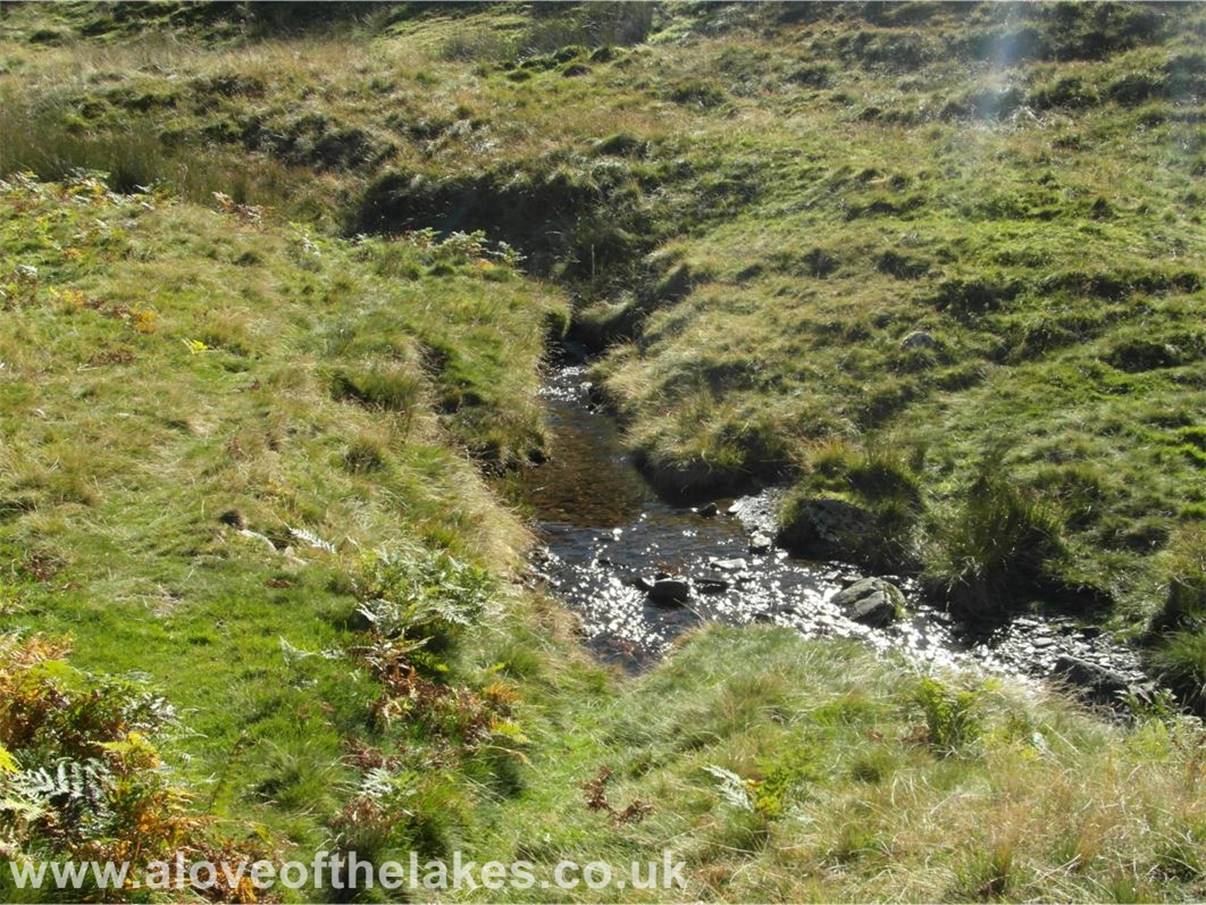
[0,3,1203,901]
[1146,526,1206,713]
[457,626,1206,903]
[0,171,572,894]
[923,466,1073,615]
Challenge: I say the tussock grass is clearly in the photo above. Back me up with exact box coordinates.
[1147,526,1206,713]
[0,87,329,219]
[462,625,1206,902]
[924,466,1072,615]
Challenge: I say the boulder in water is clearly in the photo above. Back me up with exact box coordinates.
[777,496,875,559]
[648,577,691,605]
[832,577,906,627]
[749,533,773,554]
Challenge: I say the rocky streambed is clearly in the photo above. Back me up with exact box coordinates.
[518,348,1148,703]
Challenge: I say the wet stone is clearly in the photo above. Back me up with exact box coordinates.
[1053,655,1131,706]
[831,578,906,628]
[648,577,691,606]
[749,533,773,554]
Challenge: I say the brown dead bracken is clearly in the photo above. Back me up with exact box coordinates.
[581,765,653,826]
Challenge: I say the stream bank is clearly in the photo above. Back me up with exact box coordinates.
[516,346,1147,699]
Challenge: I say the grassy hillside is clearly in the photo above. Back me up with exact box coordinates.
[0,170,581,889]
[0,3,1203,901]
[5,1,1198,676]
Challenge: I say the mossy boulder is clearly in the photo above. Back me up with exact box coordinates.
[832,577,907,627]
[777,495,876,561]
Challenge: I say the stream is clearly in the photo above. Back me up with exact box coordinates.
[518,347,1146,691]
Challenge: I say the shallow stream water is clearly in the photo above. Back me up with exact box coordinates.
[518,350,1145,688]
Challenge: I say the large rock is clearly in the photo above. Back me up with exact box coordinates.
[778,496,875,559]
[1052,655,1130,706]
[831,577,906,628]
[648,577,691,605]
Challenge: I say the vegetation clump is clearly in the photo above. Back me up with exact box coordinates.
[778,440,923,570]
[1146,527,1206,714]
[0,633,258,901]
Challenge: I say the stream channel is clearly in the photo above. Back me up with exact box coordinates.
[517,345,1147,693]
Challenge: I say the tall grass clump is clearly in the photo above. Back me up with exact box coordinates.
[518,2,654,56]
[1146,526,1206,713]
[925,466,1069,616]
[0,90,319,216]
[330,360,426,421]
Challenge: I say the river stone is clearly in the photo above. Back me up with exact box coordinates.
[711,557,747,572]
[697,501,720,517]
[648,577,690,605]
[749,533,773,554]
[695,575,730,594]
[831,578,906,627]
[1052,655,1130,705]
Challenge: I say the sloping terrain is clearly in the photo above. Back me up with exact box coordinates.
[7,1,1198,645]
[0,3,1203,901]
[0,171,581,890]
